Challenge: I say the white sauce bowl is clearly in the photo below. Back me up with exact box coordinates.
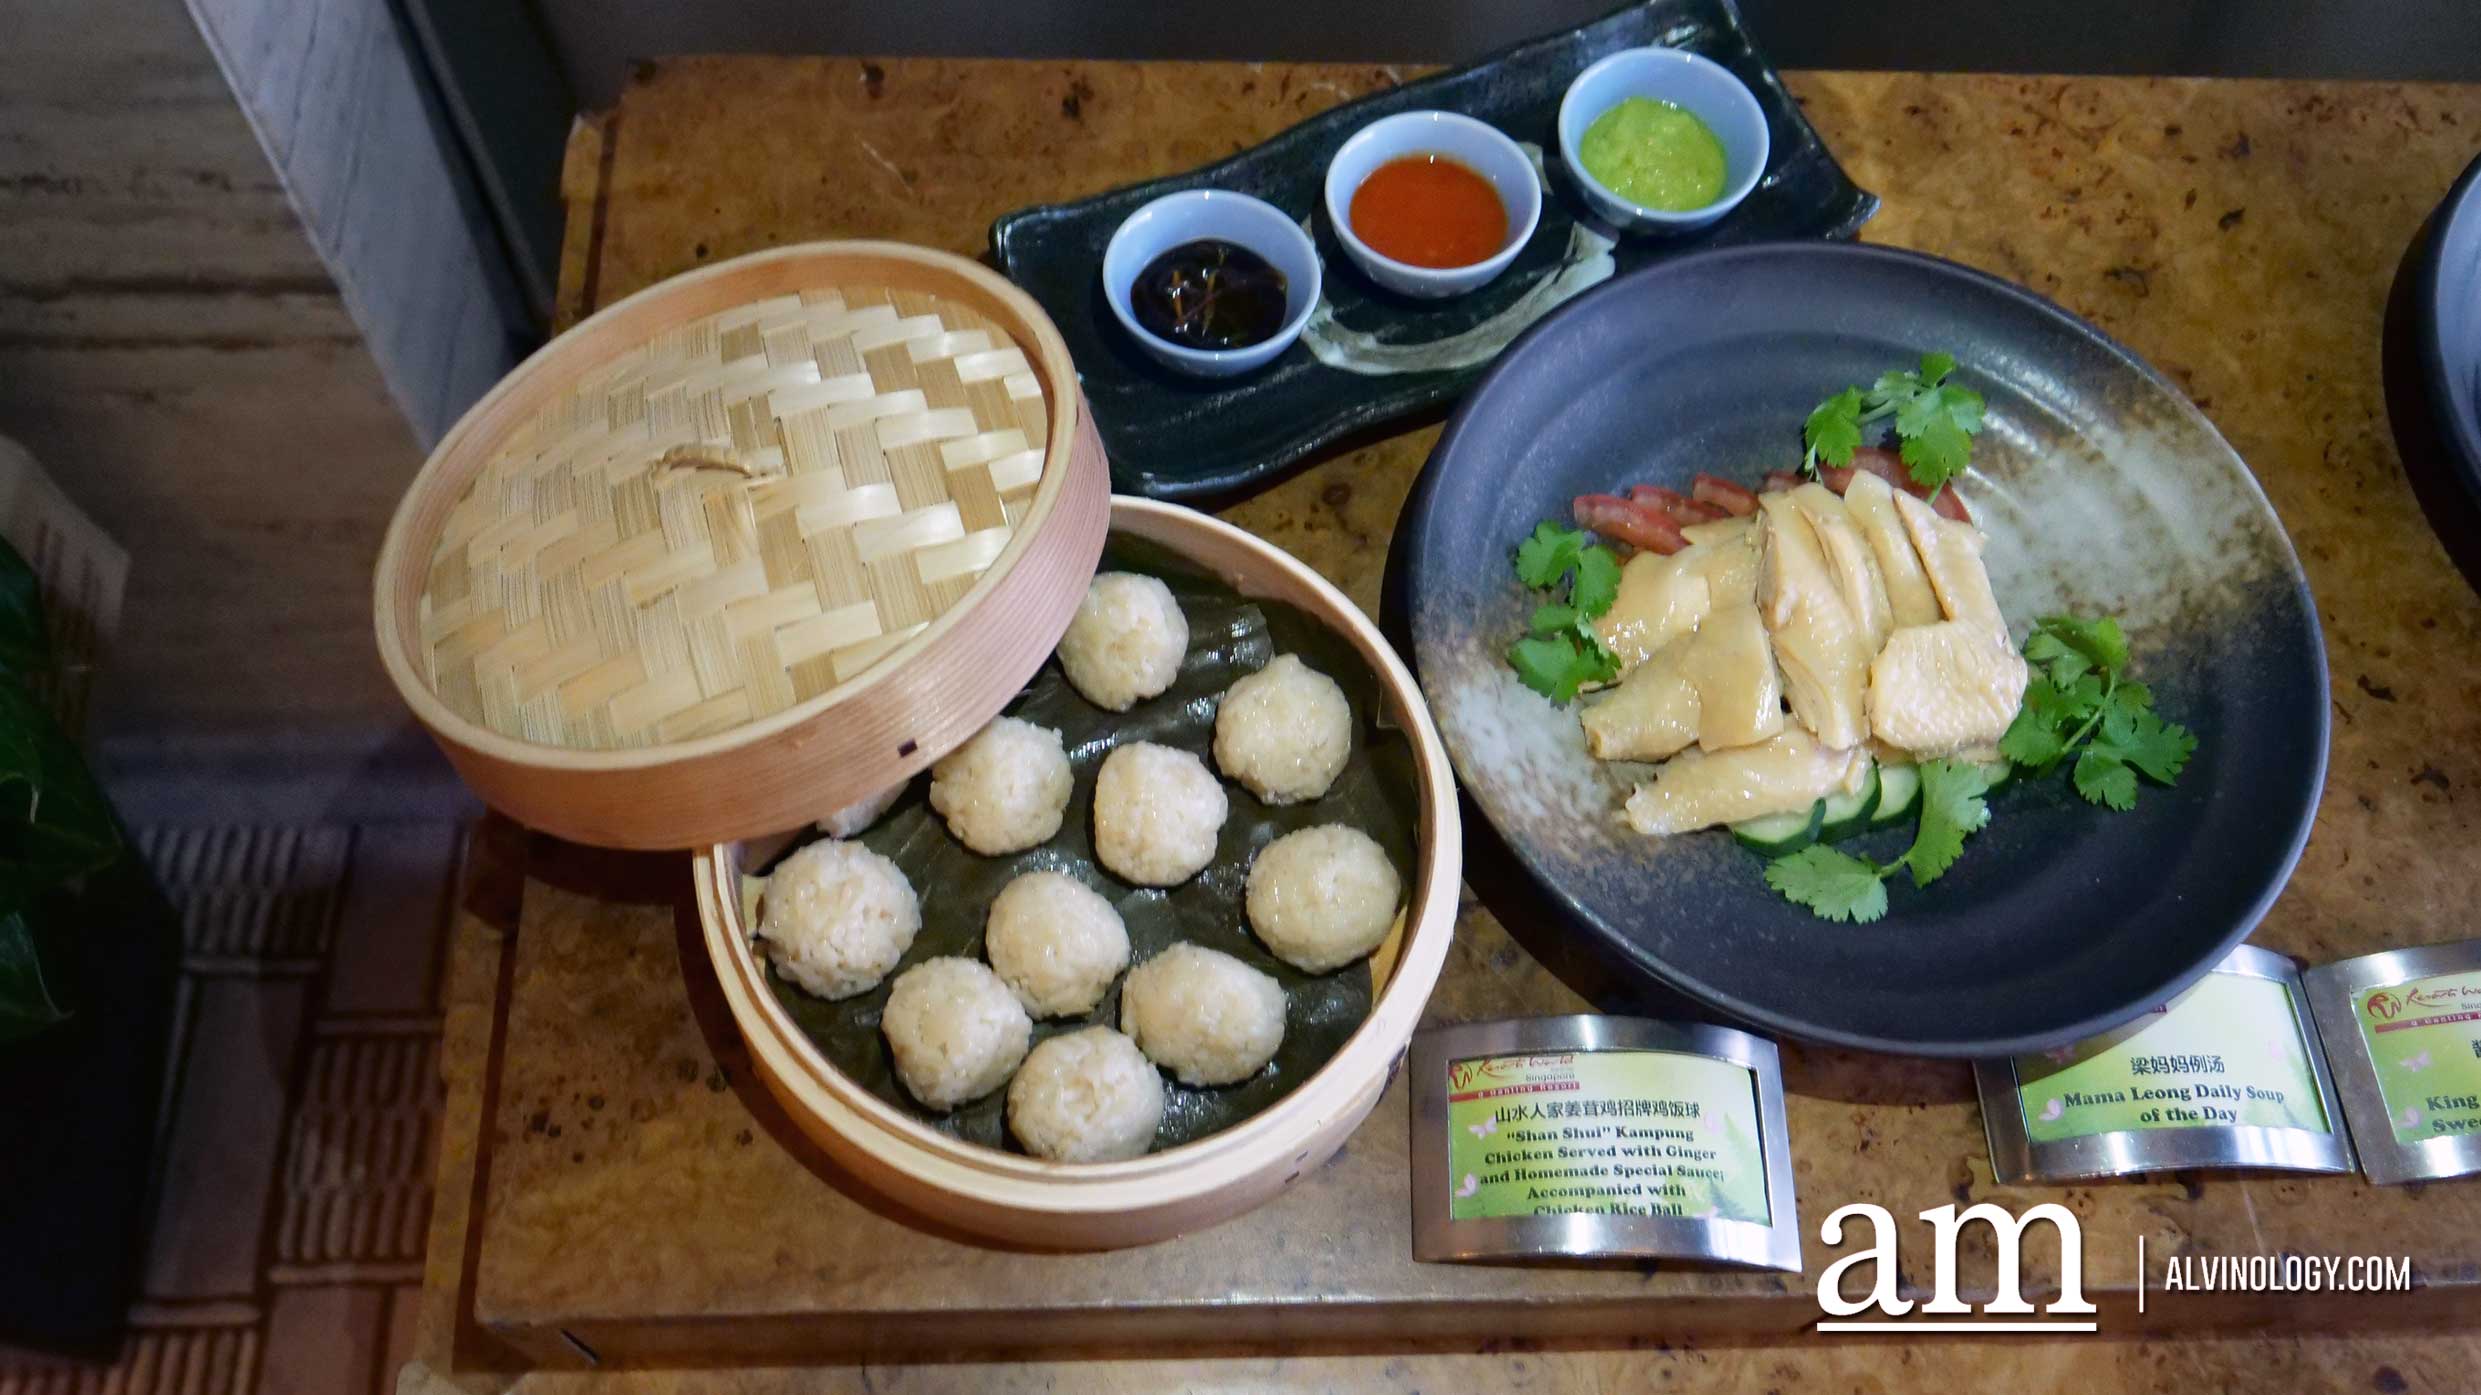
[1100,190,1321,378]
[1322,110,1543,300]
[1558,47,1769,234]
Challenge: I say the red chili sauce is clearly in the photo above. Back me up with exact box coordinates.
[1347,155,1507,270]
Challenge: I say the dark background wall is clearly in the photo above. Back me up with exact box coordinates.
[529,0,2481,109]
[403,0,2481,340]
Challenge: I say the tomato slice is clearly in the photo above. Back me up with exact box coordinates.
[1572,493,1687,554]
[1626,484,1729,526]
[1691,473,1760,518]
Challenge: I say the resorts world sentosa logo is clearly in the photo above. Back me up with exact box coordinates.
[1814,1201,2098,1333]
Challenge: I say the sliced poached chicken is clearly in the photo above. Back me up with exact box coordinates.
[1580,598,1783,761]
[1864,490,2027,757]
[1785,485,1895,652]
[1890,489,2007,637]
[1593,518,1758,673]
[1575,463,2027,835]
[1622,728,1870,836]
[1755,489,1872,750]
[1868,621,2029,757]
[1840,470,1943,627]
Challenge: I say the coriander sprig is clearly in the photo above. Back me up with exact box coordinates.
[1999,615,2196,810]
[1763,759,1996,924]
[1800,351,1987,497]
[1507,521,1623,703]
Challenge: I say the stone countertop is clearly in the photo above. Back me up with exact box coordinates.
[406,58,2481,1393]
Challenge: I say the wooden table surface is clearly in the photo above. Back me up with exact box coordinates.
[406,57,2481,1394]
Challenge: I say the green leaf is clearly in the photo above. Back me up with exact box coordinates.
[2021,631,2073,664]
[0,679,120,906]
[1842,352,1984,490]
[0,537,128,1042]
[1514,522,1587,590]
[1510,634,1578,700]
[1901,758,1994,887]
[1570,545,1623,619]
[1764,845,1890,924]
[1531,602,1580,634]
[2036,615,2130,678]
[2023,674,2094,728]
[1863,369,1916,412]
[1893,382,1985,446]
[1893,383,1947,442]
[2021,634,2092,690]
[1811,354,1980,483]
[1936,382,1986,436]
[2094,706,2197,785]
[1804,387,1863,468]
[1898,413,1973,490]
[0,542,50,683]
[1999,703,2068,766]
[1508,633,1615,705]
[2074,749,2139,810]
[0,910,68,1043]
[1580,633,1621,684]
[2007,611,2201,808]
[1509,521,1628,702]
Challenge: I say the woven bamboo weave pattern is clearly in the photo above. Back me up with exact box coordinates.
[418,285,1051,750]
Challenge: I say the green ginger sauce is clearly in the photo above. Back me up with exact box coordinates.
[1579,97,1728,212]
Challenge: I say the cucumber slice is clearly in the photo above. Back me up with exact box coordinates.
[1818,762,1881,841]
[1977,758,2015,795]
[1872,763,1922,824]
[1732,799,1826,856]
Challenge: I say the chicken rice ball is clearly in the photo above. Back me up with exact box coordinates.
[881,957,1032,1110]
[1056,572,1188,711]
[928,716,1073,855]
[755,840,920,1000]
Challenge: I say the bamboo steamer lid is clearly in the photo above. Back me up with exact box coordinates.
[373,243,1109,848]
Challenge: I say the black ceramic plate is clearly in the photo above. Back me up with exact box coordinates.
[1396,242,2328,1056]
[989,0,1875,501]
[2421,152,2481,503]
[2385,150,2481,594]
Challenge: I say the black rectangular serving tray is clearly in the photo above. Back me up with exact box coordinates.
[988,0,1877,502]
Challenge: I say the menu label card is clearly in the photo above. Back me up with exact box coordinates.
[1411,1017,1799,1271]
[2351,970,2481,1145]
[2308,942,2481,1185]
[2016,973,2330,1140]
[1444,1049,1770,1224]
[1977,945,2354,1184]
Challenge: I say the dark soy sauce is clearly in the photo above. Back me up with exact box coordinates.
[1129,239,1290,351]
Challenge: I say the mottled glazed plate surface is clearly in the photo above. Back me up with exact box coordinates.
[1396,242,2328,1056]
[989,0,1875,502]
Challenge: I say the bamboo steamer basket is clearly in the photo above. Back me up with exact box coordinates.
[373,242,1109,848]
[692,497,1463,1249]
